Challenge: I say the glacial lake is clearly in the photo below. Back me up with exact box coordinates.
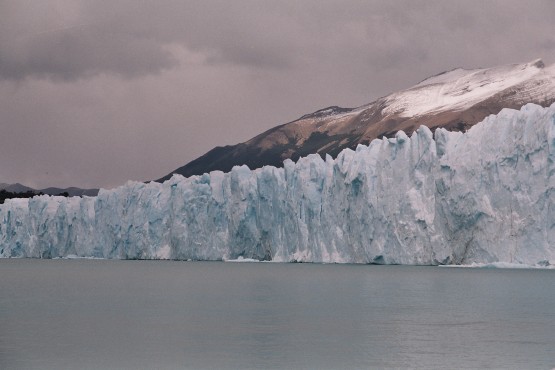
[0,259,554,369]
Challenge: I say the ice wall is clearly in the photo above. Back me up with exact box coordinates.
[1,103,554,265]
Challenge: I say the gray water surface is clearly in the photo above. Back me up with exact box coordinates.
[0,259,554,369]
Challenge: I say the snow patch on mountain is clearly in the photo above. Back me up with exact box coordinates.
[382,59,555,117]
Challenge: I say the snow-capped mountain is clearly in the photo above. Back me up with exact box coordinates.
[158,59,555,182]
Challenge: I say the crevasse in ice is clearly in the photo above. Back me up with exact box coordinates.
[1,103,554,265]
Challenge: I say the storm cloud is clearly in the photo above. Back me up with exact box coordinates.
[1,0,554,188]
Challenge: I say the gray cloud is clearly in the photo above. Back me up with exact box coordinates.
[0,0,554,188]
[0,2,179,80]
[3,0,554,81]
[0,0,304,80]
[0,25,179,81]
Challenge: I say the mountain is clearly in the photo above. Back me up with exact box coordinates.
[158,59,555,182]
[0,183,35,193]
[39,187,99,197]
[2,103,554,265]
[0,183,98,197]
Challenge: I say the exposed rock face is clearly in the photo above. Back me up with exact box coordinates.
[158,59,555,182]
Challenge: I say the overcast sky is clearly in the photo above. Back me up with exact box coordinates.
[1,0,554,189]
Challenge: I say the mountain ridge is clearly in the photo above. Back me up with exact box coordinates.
[0,183,99,197]
[157,59,555,182]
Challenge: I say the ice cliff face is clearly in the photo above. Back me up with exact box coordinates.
[1,103,555,265]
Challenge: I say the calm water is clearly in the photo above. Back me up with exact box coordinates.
[0,260,554,369]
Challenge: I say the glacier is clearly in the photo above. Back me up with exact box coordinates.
[1,103,555,265]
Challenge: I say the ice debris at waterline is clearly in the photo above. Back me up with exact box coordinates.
[1,103,555,265]
[439,262,555,269]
